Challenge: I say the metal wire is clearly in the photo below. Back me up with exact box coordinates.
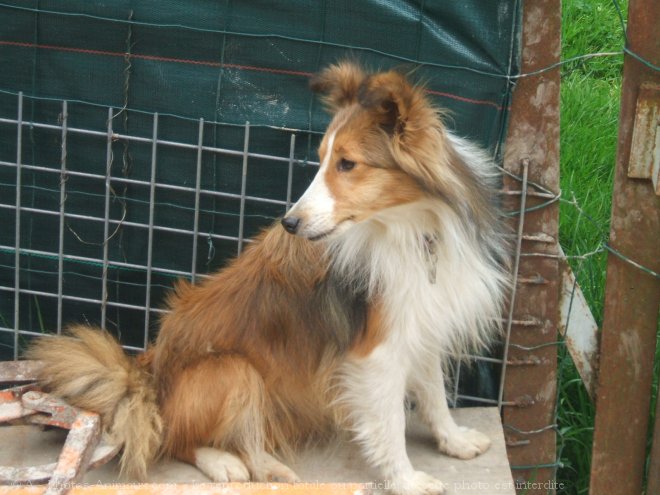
[101,107,113,330]
[497,160,529,411]
[143,113,159,347]
[0,116,320,168]
[237,122,250,255]
[12,92,23,360]
[56,100,67,335]
[190,118,204,284]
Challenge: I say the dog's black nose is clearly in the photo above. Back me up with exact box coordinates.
[281,216,301,234]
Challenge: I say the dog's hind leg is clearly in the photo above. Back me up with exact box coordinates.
[161,355,299,483]
[193,447,250,482]
[243,451,300,483]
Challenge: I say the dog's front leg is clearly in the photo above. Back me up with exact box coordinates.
[410,354,491,460]
[341,343,446,495]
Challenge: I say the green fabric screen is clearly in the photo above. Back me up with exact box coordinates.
[0,0,521,395]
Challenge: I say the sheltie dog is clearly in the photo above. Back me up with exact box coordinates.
[28,62,509,495]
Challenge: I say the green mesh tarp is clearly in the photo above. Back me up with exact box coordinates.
[0,0,521,371]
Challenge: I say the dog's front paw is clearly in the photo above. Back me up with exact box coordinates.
[394,470,446,495]
[437,426,491,460]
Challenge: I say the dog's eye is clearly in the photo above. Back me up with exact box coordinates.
[338,159,356,172]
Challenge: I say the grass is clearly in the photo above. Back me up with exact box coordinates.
[556,0,659,493]
[557,0,624,492]
[559,0,625,321]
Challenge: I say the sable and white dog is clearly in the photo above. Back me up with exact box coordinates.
[29,62,509,495]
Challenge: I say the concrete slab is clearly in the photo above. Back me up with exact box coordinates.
[0,407,515,494]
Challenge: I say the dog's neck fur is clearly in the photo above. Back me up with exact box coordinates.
[327,194,508,362]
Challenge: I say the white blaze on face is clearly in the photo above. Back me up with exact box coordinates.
[286,130,338,239]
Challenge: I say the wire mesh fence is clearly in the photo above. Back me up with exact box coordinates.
[0,0,522,375]
[0,89,552,413]
[0,93,317,352]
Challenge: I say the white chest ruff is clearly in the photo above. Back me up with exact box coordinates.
[330,202,508,360]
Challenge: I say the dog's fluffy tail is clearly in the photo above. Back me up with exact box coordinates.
[27,325,162,480]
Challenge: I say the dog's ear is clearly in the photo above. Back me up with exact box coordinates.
[357,70,416,136]
[309,62,367,113]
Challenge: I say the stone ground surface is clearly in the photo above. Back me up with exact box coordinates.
[0,407,515,494]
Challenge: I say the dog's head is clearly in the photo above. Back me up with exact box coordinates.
[282,61,453,241]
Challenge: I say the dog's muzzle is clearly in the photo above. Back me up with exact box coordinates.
[281,216,301,234]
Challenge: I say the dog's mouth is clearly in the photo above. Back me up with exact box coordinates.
[308,228,336,242]
[306,216,355,242]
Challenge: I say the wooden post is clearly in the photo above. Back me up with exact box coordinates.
[589,0,660,493]
[501,0,561,492]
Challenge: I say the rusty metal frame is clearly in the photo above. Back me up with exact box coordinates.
[589,0,660,493]
[0,361,120,495]
[500,0,561,491]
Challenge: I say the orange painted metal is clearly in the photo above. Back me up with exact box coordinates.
[0,362,120,493]
[0,483,369,495]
